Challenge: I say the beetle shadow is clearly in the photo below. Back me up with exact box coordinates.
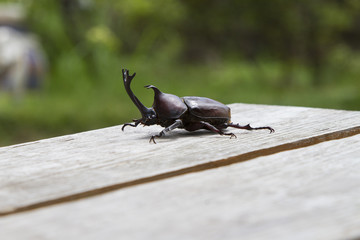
[137,129,227,142]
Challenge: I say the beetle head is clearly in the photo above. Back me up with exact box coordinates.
[141,107,157,125]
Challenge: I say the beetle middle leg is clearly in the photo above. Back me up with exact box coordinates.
[225,122,275,133]
[200,121,237,139]
[150,119,184,144]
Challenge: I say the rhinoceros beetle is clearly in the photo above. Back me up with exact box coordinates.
[121,69,274,143]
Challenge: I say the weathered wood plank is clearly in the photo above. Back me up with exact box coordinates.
[1,134,359,240]
[0,104,359,214]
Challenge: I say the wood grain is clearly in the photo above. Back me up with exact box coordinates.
[0,104,359,214]
[1,134,359,240]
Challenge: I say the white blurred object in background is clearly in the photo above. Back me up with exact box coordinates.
[0,3,46,100]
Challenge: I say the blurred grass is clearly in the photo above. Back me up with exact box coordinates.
[2,0,359,147]
[0,53,359,147]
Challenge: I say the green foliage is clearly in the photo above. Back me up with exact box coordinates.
[0,0,359,146]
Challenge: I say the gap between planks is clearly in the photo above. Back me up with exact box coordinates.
[1,125,360,217]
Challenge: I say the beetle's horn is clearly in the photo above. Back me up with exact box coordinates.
[145,85,161,93]
[122,69,154,119]
[145,85,163,102]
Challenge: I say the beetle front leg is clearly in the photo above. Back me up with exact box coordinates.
[200,121,237,139]
[150,119,183,144]
[225,122,275,133]
[122,119,142,131]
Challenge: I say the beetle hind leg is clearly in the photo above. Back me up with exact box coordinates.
[225,122,275,133]
[200,121,237,139]
[150,119,183,144]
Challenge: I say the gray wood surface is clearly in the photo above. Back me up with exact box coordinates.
[1,132,359,240]
[0,104,359,216]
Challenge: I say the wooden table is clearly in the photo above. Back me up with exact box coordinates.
[1,104,360,240]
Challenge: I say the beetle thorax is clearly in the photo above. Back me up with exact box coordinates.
[148,86,187,119]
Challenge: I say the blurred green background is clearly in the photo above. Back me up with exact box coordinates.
[0,0,359,146]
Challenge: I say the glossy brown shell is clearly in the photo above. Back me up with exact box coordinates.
[182,96,231,120]
[154,92,188,119]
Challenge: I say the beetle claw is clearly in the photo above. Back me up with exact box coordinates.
[268,127,275,133]
[224,133,237,139]
[149,135,157,144]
